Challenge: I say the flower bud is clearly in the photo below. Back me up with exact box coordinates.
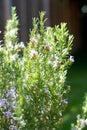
[62,99,68,110]
[44,44,50,51]
[30,50,38,59]
[57,62,61,68]
[29,38,37,48]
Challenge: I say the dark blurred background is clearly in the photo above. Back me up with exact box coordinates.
[0,0,87,53]
[0,0,87,129]
[0,0,85,52]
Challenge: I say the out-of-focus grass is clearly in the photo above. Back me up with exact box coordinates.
[60,52,87,130]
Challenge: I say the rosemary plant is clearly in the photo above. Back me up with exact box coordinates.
[0,7,74,130]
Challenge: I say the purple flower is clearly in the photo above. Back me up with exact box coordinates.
[6,87,17,99]
[0,99,9,109]
[9,125,17,130]
[3,111,12,119]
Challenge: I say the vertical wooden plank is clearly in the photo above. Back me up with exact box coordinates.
[3,0,12,21]
[31,0,39,17]
[42,0,50,25]
[18,0,28,42]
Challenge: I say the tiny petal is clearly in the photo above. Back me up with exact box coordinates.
[69,56,74,63]
[20,41,25,48]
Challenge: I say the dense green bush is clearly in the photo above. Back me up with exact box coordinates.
[0,7,74,130]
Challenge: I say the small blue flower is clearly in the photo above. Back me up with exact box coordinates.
[69,56,74,63]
